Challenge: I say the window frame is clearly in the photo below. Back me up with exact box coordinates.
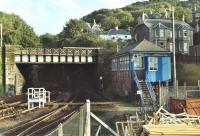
[148,57,158,71]
[159,29,165,38]
[134,54,144,69]
[183,30,188,37]
[183,42,188,53]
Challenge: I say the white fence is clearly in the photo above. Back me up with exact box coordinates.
[47,100,118,136]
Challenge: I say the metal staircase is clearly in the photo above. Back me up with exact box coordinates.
[130,62,156,110]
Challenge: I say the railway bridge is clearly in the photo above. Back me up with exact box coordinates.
[1,45,108,95]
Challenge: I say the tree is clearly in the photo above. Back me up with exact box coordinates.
[101,17,121,30]
[40,33,58,48]
[62,19,85,38]
[0,12,40,47]
[115,10,134,28]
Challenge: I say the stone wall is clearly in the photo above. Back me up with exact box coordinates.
[3,45,24,95]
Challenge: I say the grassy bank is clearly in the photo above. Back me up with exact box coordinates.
[177,62,200,85]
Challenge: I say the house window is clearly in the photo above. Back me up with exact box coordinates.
[112,59,118,71]
[169,43,173,52]
[155,29,164,37]
[148,57,158,71]
[155,29,159,37]
[183,43,188,53]
[183,30,188,37]
[169,31,172,38]
[134,55,143,69]
[160,29,164,37]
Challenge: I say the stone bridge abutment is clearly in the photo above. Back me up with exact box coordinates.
[1,45,111,95]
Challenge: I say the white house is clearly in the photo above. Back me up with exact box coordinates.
[100,27,132,41]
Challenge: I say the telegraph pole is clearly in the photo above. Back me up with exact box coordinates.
[0,24,2,47]
[172,7,177,97]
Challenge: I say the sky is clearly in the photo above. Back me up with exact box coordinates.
[0,0,139,35]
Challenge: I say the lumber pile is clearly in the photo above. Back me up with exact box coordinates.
[148,106,200,125]
[138,106,200,136]
[141,124,200,136]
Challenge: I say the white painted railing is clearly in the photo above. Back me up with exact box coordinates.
[28,88,50,110]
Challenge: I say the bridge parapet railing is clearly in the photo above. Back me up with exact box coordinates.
[14,47,98,56]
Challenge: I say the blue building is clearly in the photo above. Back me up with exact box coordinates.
[112,39,171,108]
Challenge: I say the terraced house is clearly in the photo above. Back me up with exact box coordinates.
[134,19,193,54]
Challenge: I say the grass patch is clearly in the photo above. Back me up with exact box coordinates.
[177,62,200,85]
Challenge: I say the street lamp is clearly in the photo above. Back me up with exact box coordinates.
[99,76,104,92]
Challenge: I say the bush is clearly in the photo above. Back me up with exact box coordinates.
[177,62,200,85]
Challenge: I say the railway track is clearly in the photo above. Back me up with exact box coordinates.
[0,90,114,135]
[1,92,80,136]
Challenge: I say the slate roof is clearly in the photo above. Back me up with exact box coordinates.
[143,19,193,30]
[101,29,131,35]
[193,9,200,13]
[115,39,169,57]
[133,39,168,52]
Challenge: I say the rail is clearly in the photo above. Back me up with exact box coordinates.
[145,72,156,106]
[14,47,98,56]
[130,61,145,109]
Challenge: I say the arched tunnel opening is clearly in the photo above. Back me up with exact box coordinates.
[16,64,106,101]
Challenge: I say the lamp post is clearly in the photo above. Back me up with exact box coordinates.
[172,7,177,97]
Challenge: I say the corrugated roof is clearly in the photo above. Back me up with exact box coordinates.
[143,19,193,30]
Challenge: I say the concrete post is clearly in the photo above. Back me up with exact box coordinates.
[84,99,91,136]
[58,123,63,136]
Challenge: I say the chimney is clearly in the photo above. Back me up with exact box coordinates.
[93,19,96,25]
[196,22,199,32]
[182,14,185,22]
[115,26,118,30]
[142,12,145,21]
[194,5,197,12]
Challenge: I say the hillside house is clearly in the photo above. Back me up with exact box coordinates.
[100,27,131,41]
[134,19,193,54]
[192,7,200,33]
[112,39,171,107]
[85,19,102,34]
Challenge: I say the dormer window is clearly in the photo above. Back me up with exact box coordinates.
[183,30,188,37]
[160,29,164,37]
[169,31,172,38]
[155,29,164,38]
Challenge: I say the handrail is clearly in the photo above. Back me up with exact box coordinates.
[145,72,156,103]
[133,71,145,108]
[130,61,145,108]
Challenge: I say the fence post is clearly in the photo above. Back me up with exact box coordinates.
[176,80,179,98]
[159,80,161,107]
[58,123,63,136]
[166,81,169,109]
[184,82,186,98]
[79,106,84,136]
[84,99,91,136]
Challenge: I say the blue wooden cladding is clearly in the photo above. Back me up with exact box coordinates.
[112,39,172,98]
[112,39,172,82]
[145,56,171,82]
